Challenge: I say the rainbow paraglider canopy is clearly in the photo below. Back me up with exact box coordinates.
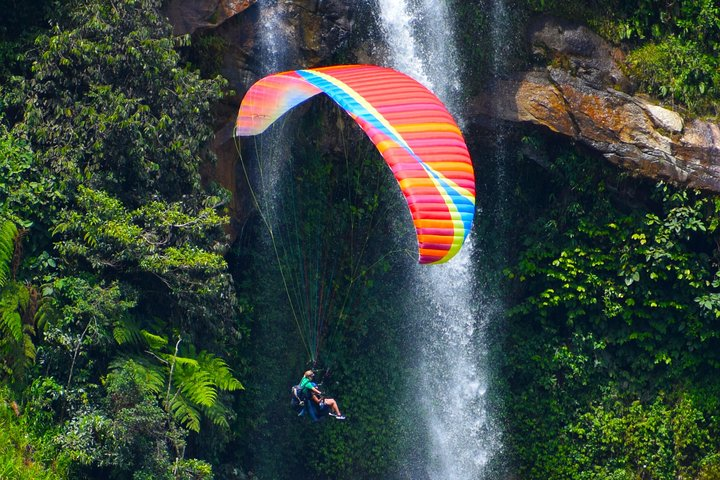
[235,64,475,264]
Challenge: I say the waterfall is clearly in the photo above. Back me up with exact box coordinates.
[252,0,295,221]
[244,0,505,476]
[374,1,502,478]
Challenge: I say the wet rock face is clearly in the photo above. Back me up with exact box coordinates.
[471,15,720,193]
[471,68,720,192]
[164,5,720,207]
[195,0,353,98]
[163,0,256,36]
[163,0,356,236]
[528,15,633,93]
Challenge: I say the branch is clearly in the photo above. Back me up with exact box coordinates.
[165,336,182,408]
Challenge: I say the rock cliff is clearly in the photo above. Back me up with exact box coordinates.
[472,15,720,191]
[163,0,256,36]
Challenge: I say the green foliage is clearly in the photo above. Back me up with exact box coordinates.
[508,152,720,381]
[40,275,137,384]
[0,281,38,385]
[516,0,720,115]
[0,219,16,287]
[17,0,227,206]
[626,36,719,113]
[51,186,231,325]
[109,333,243,433]
[0,3,239,477]
[0,0,242,477]
[561,390,717,479]
[504,144,720,478]
[613,0,720,45]
[0,0,56,85]
[57,359,214,480]
[0,386,66,479]
[0,220,44,388]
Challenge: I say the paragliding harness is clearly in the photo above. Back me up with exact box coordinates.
[290,384,307,411]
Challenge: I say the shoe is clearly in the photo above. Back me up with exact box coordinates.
[328,412,337,417]
[334,415,346,420]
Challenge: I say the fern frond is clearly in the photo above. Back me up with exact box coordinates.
[140,330,168,350]
[1,282,31,342]
[112,319,145,347]
[166,355,199,368]
[33,297,54,331]
[1,310,22,342]
[196,351,244,392]
[200,398,233,429]
[109,357,166,396]
[23,335,36,362]
[0,221,18,288]
[169,394,201,432]
[176,369,217,408]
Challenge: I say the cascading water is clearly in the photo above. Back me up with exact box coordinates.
[374,1,502,478]
[251,0,294,220]
[488,0,513,229]
[245,0,505,476]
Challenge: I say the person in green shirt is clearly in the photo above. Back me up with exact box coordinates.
[299,370,345,420]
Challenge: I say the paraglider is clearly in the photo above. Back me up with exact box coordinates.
[235,64,475,264]
[291,370,345,421]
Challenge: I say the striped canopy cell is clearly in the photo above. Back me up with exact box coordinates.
[235,64,475,264]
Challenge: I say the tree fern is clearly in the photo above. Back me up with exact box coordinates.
[0,283,26,342]
[174,368,217,408]
[108,358,165,397]
[196,351,244,392]
[112,318,148,347]
[200,396,234,430]
[111,332,244,433]
[0,220,41,386]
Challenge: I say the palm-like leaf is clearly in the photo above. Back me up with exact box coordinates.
[168,394,202,433]
[0,283,28,342]
[109,357,165,396]
[196,351,244,392]
[0,221,18,288]
[175,368,217,408]
[0,282,37,385]
[112,329,244,432]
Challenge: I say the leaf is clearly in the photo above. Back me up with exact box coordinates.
[0,221,18,288]
[169,395,201,432]
[140,330,168,350]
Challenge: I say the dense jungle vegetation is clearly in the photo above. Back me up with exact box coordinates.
[1,0,719,479]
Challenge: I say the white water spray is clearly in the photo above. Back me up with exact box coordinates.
[251,0,296,226]
[375,1,501,478]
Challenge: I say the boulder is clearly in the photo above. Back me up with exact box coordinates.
[528,14,632,92]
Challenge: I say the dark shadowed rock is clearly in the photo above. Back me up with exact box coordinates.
[163,0,256,36]
[528,14,633,92]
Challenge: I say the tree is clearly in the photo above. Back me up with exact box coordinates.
[1,0,242,476]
